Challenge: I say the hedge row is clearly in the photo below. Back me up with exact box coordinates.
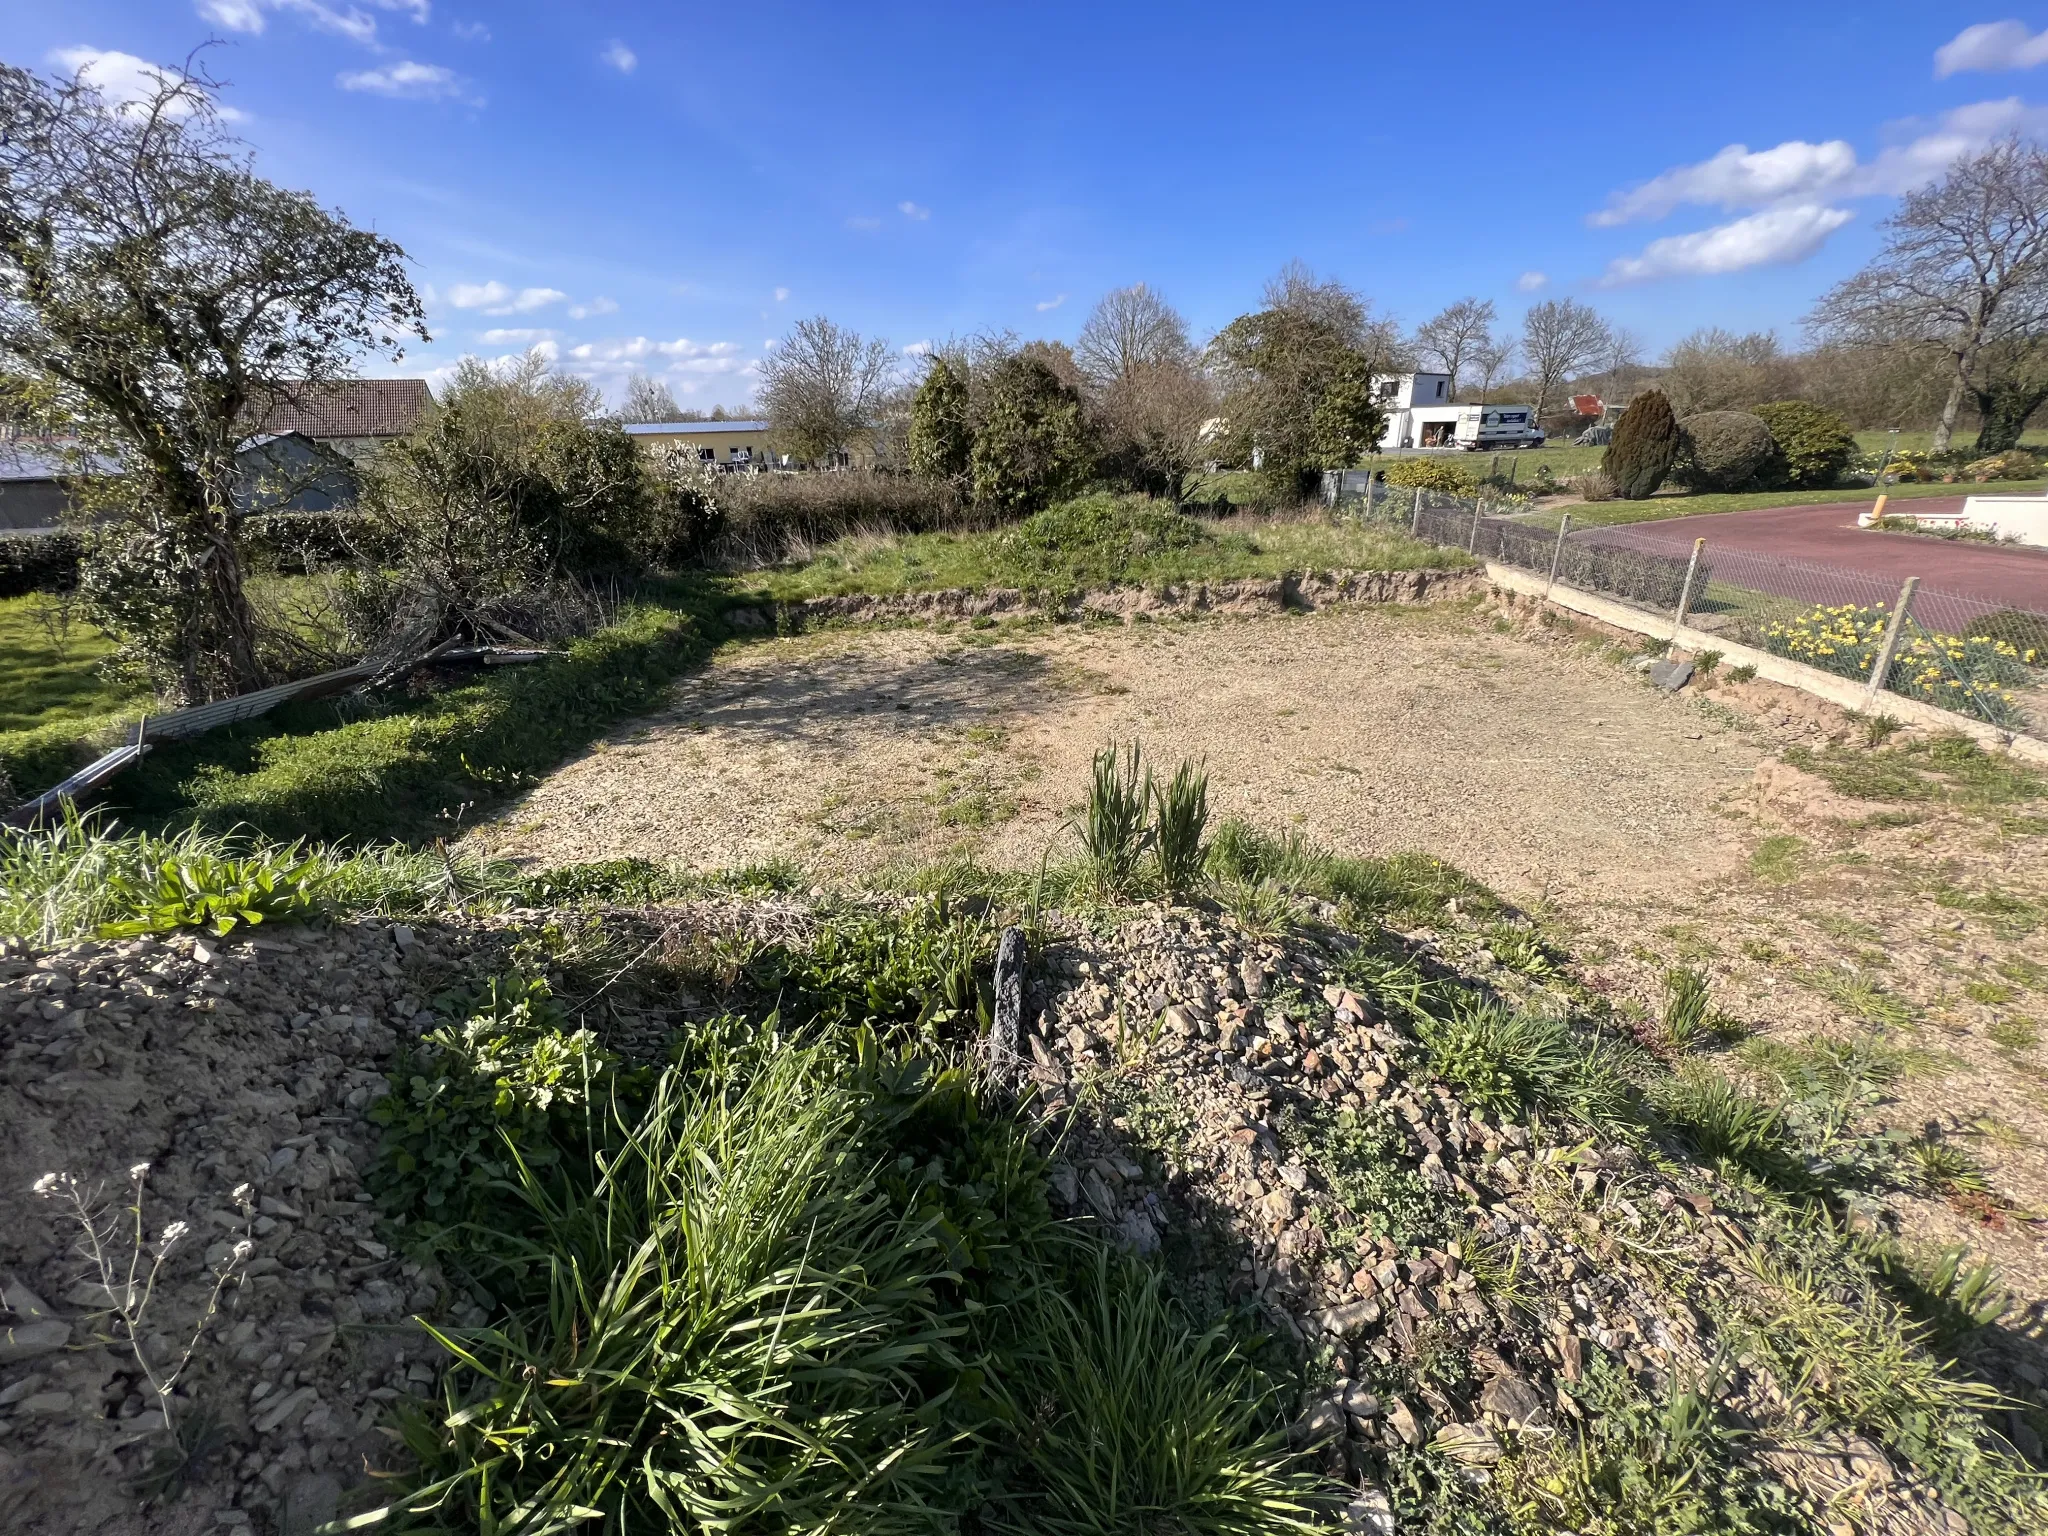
[0,532,83,598]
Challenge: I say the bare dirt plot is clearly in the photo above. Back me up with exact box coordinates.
[468,605,1770,905]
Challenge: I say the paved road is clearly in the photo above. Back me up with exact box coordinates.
[1580,499,2048,616]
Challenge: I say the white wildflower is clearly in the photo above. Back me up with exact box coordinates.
[230,1239,254,1261]
[231,1183,254,1206]
[129,1161,151,1180]
[32,1172,63,1197]
[156,1220,190,1253]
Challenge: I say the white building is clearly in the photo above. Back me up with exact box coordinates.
[1372,373,1544,451]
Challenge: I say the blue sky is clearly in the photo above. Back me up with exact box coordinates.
[9,3,2048,408]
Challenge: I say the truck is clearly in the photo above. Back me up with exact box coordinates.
[1394,403,1545,451]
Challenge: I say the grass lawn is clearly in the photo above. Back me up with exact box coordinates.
[1522,476,2048,530]
[727,511,1468,603]
[0,595,145,734]
[1854,429,2048,457]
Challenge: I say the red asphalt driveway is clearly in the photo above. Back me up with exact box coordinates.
[1579,498,2048,615]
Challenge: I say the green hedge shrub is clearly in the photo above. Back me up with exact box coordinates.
[1676,411,1776,492]
[0,531,83,598]
[1381,457,1476,494]
[1753,400,1854,489]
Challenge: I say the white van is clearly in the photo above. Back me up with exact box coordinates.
[1399,404,1545,450]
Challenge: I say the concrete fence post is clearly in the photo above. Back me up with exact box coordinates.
[1545,512,1573,598]
[1864,576,1919,707]
[1410,487,1423,536]
[1466,500,1484,554]
[1669,537,1706,654]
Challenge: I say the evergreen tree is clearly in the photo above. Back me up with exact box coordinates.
[906,355,972,485]
[970,355,1089,515]
[1603,388,1680,499]
[1306,352,1385,469]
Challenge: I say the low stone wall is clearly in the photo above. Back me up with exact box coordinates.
[724,566,1478,632]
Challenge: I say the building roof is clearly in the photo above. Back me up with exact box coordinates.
[622,419,770,435]
[0,441,120,481]
[255,379,432,439]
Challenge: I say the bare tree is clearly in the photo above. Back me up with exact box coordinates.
[1660,328,1796,415]
[1075,284,1193,393]
[617,373,683,423]
[757,315,895,465]
[0,56,423,701]
[1411,298,1496,400]
[1099,359,1217,500]
[1809,137,2048,453]
[1467,332,1517,402]
[1521,298,1613,423]
[1263,260,1368,346]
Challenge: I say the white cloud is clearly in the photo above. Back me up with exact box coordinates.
[1036,294,1066,311]
[199,0,430,46]
[600,40,637,74]
[445,281,565,314]
[902,340,932,356]
[1592,139,1858,226]
[846,215,882,231]
[1515,270,1548,292]
[1593,101,2048,234]
[898,200,930,220]
[1936,21,2048,77]
[566,296,619,319]
[338,59,478,104]
[773,286,790,301]
[1599,203,1853,285]
[567,337,744,371]
[451,19,489,41]
[477,327,554,344]
[51,47,248,120]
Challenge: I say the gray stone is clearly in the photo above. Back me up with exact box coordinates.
[1343,1488,1396,1536]
[1479,1373,1547,1427]
[0,1321,68,1364]
[1432,1423,1501,1465]
[1647,658,1694,692]
[1386,1397,1424,1448]
[1294,1395,1346,1445]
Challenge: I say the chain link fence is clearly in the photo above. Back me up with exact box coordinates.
[1338,479,2048,734]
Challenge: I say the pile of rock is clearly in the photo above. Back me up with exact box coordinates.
[1008,906,1972,1536]
[0,920,497,1536]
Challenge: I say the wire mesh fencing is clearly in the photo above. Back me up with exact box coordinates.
[1341,481,2048,735]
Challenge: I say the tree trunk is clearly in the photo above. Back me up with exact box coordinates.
[1972,380,2048,453]
[1931,366,1968,455]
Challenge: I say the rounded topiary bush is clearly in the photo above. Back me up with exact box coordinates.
[1752,400,1854,490]
[1602,389,1680,500]
[1677,411,1777,492]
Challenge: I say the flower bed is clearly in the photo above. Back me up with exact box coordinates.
[1757,603,2039,728]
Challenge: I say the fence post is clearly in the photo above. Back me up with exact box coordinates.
[1668,537,1706,653]
[1466,500,1484,555]
[1410,487,1422,536]
[1545,512,1572,598]
[1863,576,1919,707]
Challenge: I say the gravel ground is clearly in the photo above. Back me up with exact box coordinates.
[468,604,1772,905]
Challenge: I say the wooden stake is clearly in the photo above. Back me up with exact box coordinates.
[1545,512,1573,598]
[1669,537,1706,655]
[1864,576,1918,707]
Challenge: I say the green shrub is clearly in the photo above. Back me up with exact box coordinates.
[0,530,82,597]
[1603,389,1681,499]
[1675,411,1775,491]
[1752,401,1854,489]
[972,353,1091,516]
[1380,457,1475,494]
[1415,996,1636,1130]
[998,494,1215,591]
[96,840,325,937]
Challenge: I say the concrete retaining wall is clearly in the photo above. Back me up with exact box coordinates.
[1484,561,2048,768]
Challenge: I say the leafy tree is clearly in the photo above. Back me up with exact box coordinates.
[906,354,972,486]
[0,57,424,701]
[970,354,1089,515]
[1602,387,1680,499]
[758,315,894,465]
[1675,411,1776,491]
[1209,266,1392,498]
[1752,400,1854,489]
[1808,138,2048,454]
